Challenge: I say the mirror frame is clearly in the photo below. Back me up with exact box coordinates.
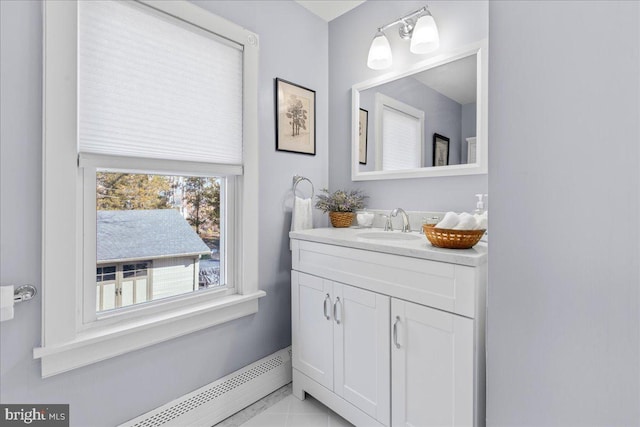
[351,40,488,181]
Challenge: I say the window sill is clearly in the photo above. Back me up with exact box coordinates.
[33,291,266,378]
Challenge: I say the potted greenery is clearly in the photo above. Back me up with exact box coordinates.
[315,188,368,228]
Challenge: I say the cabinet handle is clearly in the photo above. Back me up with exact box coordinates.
[393,316,400,349]
[323,294,331,320]
[334,297,342,325]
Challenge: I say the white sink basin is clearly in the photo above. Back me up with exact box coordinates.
[357,231,422,241]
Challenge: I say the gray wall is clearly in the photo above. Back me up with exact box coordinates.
[359,77,463,170]
[329,0,488,212]
[487,1,640,425]
[0,1,327,425]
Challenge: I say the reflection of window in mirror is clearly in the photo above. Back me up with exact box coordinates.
[375,93,424,171]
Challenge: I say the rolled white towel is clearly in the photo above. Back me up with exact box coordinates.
[435,211,459,229]
[474,212,488,230]
[453,212,477,230]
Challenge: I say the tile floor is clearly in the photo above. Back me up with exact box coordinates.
[239,394,353,427]
[215,383,353,427]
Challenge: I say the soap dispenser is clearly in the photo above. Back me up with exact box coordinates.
[474,194,485,215]
[474,194,488,239]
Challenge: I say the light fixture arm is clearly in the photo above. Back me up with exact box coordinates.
[376,6,428,33]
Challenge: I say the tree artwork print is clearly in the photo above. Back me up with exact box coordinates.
[286,94,308,137]
[275,78,316,155]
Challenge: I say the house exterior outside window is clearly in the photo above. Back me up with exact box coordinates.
[95,209,211,312]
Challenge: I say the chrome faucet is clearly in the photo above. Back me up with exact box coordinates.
[390,208,411,232]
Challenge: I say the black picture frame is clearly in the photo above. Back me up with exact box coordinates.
[433,133,450,166]
[275,78,316,155]
[359,108,368,165]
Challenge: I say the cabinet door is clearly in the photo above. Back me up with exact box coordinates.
[292,271,334,390]
[334,283,390,425]
[392,299,474,427]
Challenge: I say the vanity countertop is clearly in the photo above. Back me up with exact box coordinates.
[289,227,487,267]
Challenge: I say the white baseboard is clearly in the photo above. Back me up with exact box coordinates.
[120,347,292,427]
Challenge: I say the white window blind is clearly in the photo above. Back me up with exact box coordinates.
[78,1,243,166]
[382,106,422,170]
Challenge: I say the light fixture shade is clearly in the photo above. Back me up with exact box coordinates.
[410,14,439,54]
[367,32,392,70]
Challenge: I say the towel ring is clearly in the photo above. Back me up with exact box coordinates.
[292,175,314,199]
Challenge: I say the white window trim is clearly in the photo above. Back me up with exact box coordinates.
[37,0,262,378]
[374,93,425,171]
[79,154,240,328]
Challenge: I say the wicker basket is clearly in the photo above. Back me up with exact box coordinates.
[423,225,486,249]
[329,211,355,228]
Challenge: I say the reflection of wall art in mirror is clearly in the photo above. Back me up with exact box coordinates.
[359,108,368,164]
[275,78,316,155]
[433,133,450,166]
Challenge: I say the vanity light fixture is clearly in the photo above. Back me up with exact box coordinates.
[366,5,440,70]
[367,31,392,70]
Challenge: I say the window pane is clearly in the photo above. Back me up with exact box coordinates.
[96,172,223,313]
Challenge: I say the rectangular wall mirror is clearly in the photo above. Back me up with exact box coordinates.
[352,41,488,180]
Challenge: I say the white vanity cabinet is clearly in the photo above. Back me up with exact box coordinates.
[292,271,391,426]
[290,230,486,427]
[391,298,474,426]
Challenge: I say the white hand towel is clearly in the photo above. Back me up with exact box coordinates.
[291,197,313,232]
[435,211,459,229]
[474,212,488,230]
[0,286,14,322]
[453,212,477,230]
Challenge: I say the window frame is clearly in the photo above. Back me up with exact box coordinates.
[37,0,262,378]
[80,158,239,327]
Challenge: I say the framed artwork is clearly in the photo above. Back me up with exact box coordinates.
[358,108,368,164]
[433,133,450,166]
[275,78,316,155]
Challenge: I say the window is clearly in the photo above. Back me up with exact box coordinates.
[91,171,226,317]
[375,93,425,171]
[38,0,261,377]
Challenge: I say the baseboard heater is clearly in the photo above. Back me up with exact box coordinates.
[120,346,292,427]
